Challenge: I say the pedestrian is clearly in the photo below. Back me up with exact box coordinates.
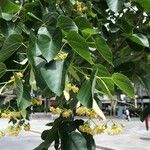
[125,108,131,121]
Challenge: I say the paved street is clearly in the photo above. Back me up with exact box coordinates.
[0,117,150,150]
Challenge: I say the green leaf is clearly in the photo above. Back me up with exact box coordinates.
[0,63,7,78]
[0,12,13,21]
[134,0,150,12]
[75,17,92,30]
[95,65,114,96]
[35,118,64,150]
[106,0,124,13]
[128,33,149,47]
[27,33,47,90]
[27,33,41,57]
[93,99,105,120]
[77,80,92,108]
[68,132,87,150]
[118,18,133,34]
[37,27,62,62]
[67,32,93,64]
[112,73,135,98]
[0,0,20,14]
[0,34,23,62]
[68,66,80,82]
[34,128,58,150]
[15,75,31,111]
[96,78,114,98]
[82,134,96,150]
[96,64,111,77]
[91,69,105,120]
[57,15,78,32]
[29,69,37,91]
[40,60,66,96]
[82,28,97,35]
[95,36,113,66]
[91,69,98,99]
[27,12,42,22]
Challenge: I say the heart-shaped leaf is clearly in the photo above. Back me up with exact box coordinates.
[68,132,87,150]
[77,79,92,108]
[15,75,31,111]
[67,32,93,64]
[40,60,66,96]
[95,36,113,66]
[37,27,62,62]
[112,73,135,98]
[0,34,23,62]
[58,15,78,32]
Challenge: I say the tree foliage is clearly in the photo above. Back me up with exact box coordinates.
[0,0,150,149]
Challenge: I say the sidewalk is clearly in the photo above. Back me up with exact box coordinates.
[30,117,150,150]
[0,116,150,150]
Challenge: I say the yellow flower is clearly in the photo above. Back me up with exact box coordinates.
[55,107,62,114]
[108,123,122,135]
[9,72,23,83]
[74,1,87,14]
[0,131,5,138]
[79,123,94,135]
[93,125,106,134]
[66,84,79,93]
[50,107,56,113]
[9,111,21,119]
[50,107,62,114]
[16,72,23,78]
[31,97,42,106]
[24,124,30,132]
[76,106,87,116]
[62,109,72,118]
[54,51,68,60]
[1,112,8,118]
[71,85,79,93]
[66,83,72,91]
[86,109,98,118]
[10,76,15,82]
[6,125,21,136]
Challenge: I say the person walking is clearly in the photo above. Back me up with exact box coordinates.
[125,108,131,121]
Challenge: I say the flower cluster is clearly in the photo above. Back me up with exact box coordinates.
[0,111,21,119]
[50,107,72,118]
[62,109,72,118]
[74,1,87,14]
[23,123,30,132]
[0,123,30,138]
[50,107,62,114]
[9,72,23,83]
[79,123,94,135]
[79,121,124,136]
[49,106,124,136]
[76,106,98,118]
[50,106,98,118]
[79,122,106,135]
[6,125,21,136]
[66,83,79,93]
[31,97,42,106]
[108,123,123,135]
[0,131,5,138]
[54,51,68,61]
